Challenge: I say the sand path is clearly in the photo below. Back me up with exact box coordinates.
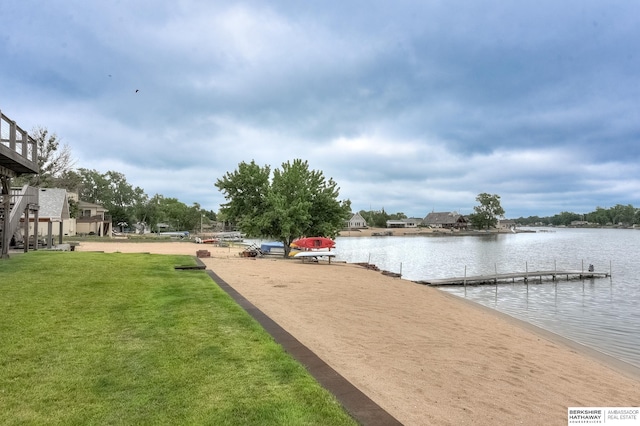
[77,241,640,425]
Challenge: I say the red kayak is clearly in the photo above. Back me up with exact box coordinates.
[291,237,335,250]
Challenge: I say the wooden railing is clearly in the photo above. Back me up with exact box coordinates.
[0,109,39,175]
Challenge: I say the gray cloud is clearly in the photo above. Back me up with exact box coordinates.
[2,1,639,218]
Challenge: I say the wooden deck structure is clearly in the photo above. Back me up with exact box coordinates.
[1,109,40,258]
[416,270,611,286]
[0,110,39,175]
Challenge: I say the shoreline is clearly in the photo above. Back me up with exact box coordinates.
[442,290,640,382]
[337,226,638,237]
[337,226,521,237]
[74,241,640,425]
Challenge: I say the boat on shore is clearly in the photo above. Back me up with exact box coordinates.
[291,237,335,250]
[260,241,285,254]
[159,231,190,239]
[196,232,244,244]
[293,251,336,263]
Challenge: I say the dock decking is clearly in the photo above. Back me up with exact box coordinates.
[416,270,610,286]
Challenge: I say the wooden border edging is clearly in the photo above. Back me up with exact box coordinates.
[174,264,206,270]
[202,265,403,426]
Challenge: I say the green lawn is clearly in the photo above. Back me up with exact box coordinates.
[0,251,356,425]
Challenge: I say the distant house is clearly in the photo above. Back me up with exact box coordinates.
[404,218,421,228]
[346,212,368,229]
[570,220,589,227]
[498,219,517,230]
[386,218,419,228]
[423,212,468,230]
[386,220,405,228]
[77,201,111,237]
[20,188,72,247]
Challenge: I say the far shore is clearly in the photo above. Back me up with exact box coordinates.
[337,226,524,237]
[71,240,640,425]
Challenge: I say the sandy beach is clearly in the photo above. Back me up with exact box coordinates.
[77,241,640,425]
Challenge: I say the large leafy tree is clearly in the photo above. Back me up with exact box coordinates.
[134,193,163,232]
[215,160,271,237]
[469,193,505,230]
[52,170,84,193]
[77,169,147,228]
[609,204,636,226]
[216,159,351,256]
[77,169,110,204]
[157,197,202,232]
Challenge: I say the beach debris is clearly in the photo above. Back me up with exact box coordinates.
[354,262,401,278]
[239,243,262,257]
[196,249,211,258]
[354,262,380,271]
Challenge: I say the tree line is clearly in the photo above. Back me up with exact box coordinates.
[356,209,407,228]
[16,127,637,236]
[14,127,216,233]
[514,204,640,227]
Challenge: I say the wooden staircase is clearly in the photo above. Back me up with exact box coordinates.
[1,109,40,257]
[1,185,39,256]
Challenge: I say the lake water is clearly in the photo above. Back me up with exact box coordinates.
[334,228,640,368]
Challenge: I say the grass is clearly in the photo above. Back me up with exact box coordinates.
[0,252,357,425]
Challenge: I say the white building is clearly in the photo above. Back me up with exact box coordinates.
[346,212,368,229]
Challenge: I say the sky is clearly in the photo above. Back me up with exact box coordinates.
[2,1,639,218]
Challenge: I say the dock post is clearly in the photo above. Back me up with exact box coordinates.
[494,263,497,284]
[464,265,467,287]
[610,260,612,278]
[525,262,528,282]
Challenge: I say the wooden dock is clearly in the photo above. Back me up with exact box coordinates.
[416,270,610,286]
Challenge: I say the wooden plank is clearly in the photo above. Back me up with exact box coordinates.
[174,264,206,270]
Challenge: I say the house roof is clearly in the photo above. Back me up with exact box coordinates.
[37,188,70,222]
[348,212,367,223]
[402,218,420,223]
[423,212,466,225]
